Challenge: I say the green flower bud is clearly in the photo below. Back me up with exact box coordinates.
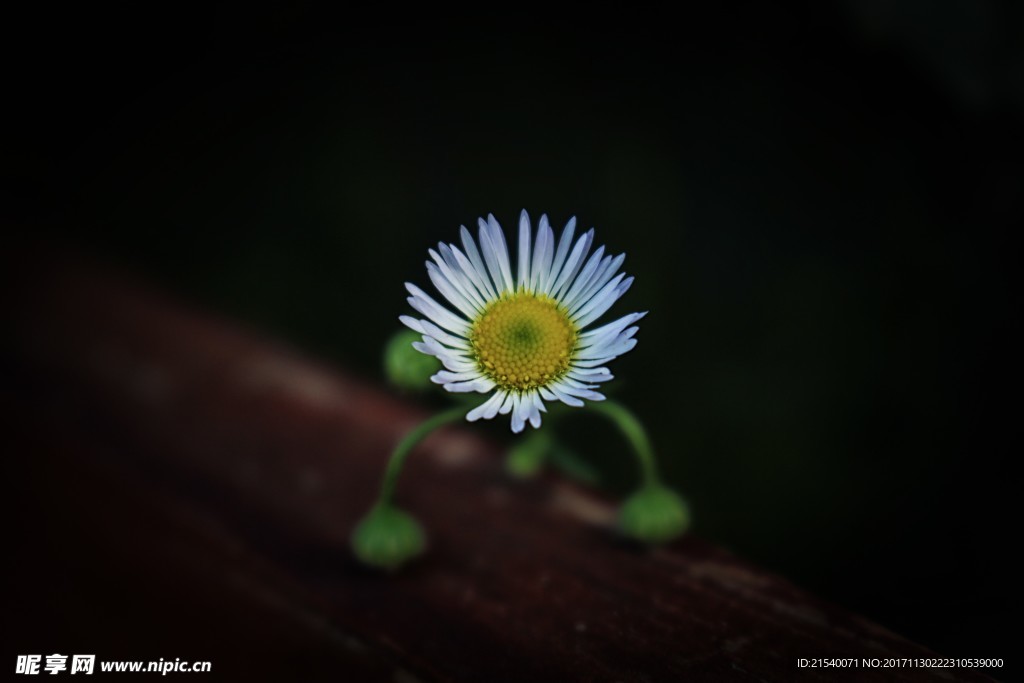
[384,329,440,391]
[505,430,551,478]
[618,485,690,544]
[351,505,426,570]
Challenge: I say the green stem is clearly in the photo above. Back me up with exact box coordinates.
[590,399,660,487]
[377,406,466,506]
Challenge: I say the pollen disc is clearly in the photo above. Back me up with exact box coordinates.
[470,293,577,392]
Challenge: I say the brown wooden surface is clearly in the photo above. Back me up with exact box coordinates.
[3,253,999,682]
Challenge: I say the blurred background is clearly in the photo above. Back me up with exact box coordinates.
[5,1,1019,661]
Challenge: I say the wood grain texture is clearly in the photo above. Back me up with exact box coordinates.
[3,252,998,682]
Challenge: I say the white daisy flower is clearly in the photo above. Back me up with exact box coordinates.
[400,211,645,433]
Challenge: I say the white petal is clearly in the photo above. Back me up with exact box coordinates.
[561,245,606,308]
[570,272,624,322]
[477,220,509,296]
[460,226,498,299]
[528,392,543,428]
[405,283,469,335]
[479,216,514,293]
[600,337,637,358]
[517,209,532,291]
[412,335,472,362]
[579,329,638,360]
[569,253,626,315]
[515,391,532,429]
[564,254,610,310]
[550,229,594,299]
[544,217,576,295]
[510,394,526,433]
[531,214,554,294]
[567,368,614,383]
[432,369,485,384]
[571,356,619,368]
[427,262,479,318]
[487,214,515,291]
[443,243,493,307]
[467,391,506,422]
[550,384,584,407]
[578,311,647,343]
[498,392,515,415]
[413,339,476,372]
[444,378,496,393]
[399,315,469,351]
[553,379,606,402]
[560,376,600,391]
[433,246,487,310]
[574,276,634,328]
[399,314,427,334]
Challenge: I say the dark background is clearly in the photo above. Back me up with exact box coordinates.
[6,1,1019,662]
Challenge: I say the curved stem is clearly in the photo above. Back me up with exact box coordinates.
[589,399,660,487]
[377,406,466,507]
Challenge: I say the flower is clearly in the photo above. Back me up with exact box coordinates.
[401,211,644,432]
[383,329,441,391]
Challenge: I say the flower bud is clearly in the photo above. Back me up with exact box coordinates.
[351,505,426,570]
[384,329,440,391]
[505,430,551,478]
[618,485,690,544]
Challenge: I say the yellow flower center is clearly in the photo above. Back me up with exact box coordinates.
[470,292,578,392]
